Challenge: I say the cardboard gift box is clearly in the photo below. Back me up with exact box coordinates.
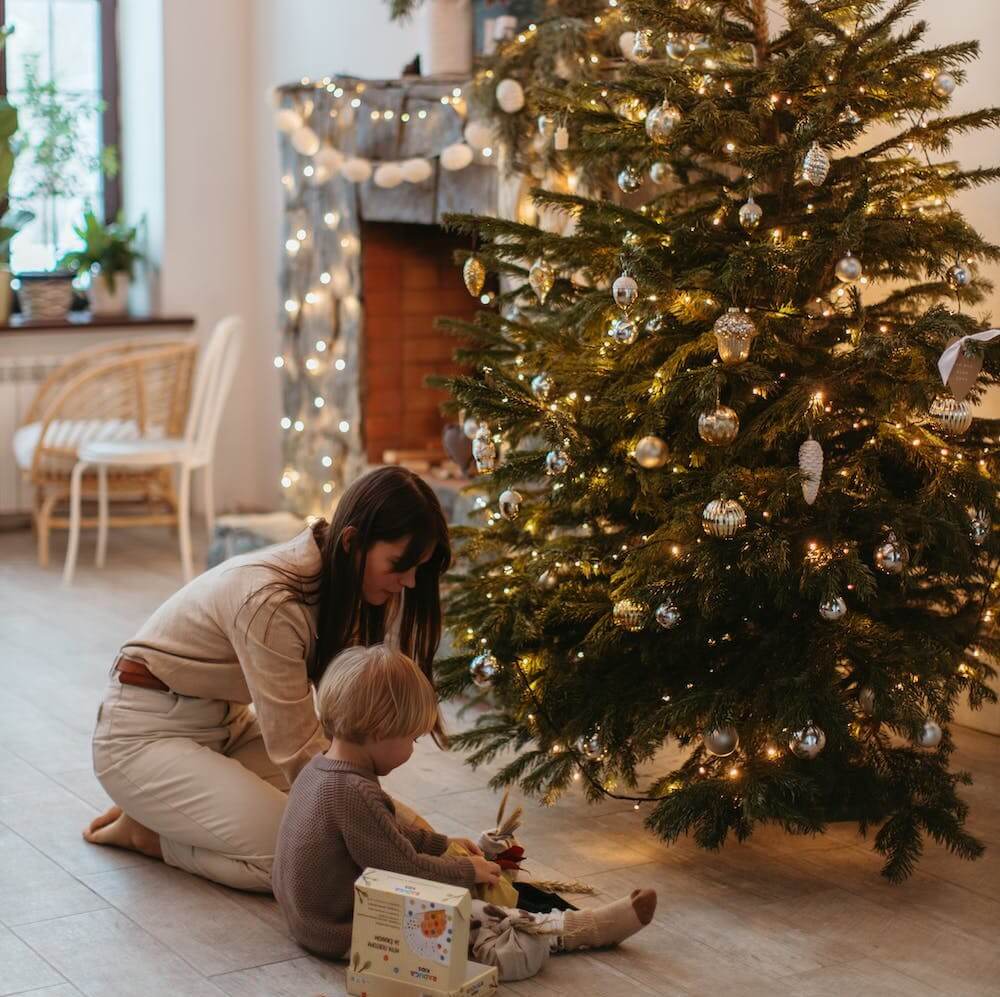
[347,868,498,997]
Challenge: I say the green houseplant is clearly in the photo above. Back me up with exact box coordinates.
[0,26,33,322]
[57,210,142,316]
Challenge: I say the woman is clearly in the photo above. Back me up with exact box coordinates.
[83,466,450,892]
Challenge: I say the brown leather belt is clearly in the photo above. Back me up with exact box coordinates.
[115,655,170,692]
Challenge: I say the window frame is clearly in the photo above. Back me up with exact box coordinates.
[0,0,121,223]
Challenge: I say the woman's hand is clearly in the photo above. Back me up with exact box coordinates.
[449,836,483,856]
[470,856,502,886]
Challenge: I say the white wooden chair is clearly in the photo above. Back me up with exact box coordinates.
[63,316,243,584]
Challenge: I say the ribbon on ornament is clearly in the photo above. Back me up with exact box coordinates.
[938,328,1000,400]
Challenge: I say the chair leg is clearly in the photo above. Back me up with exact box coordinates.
[37,492,58,568]
[95,464,109,568]
[202,465,215,537]
[63,462,89,585]
[177,464,193,583]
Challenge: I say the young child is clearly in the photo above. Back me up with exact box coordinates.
[272,643,657,982]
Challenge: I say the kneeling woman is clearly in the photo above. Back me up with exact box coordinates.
[84,466,450,891]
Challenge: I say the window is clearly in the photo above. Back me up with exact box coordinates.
[0,0,119,271]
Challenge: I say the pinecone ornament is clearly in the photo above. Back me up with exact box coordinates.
[799,437,824,505]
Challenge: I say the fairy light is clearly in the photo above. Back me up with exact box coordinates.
[334,358,347,370]
[293,419,304,432]
[321,455,333,468]
[338,420,350,432]
[280,416,292,429]
[273,356,285,368]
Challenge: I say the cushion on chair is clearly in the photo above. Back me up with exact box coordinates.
[13,419,142,469]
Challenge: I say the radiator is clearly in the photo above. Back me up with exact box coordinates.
[0,355,61,514]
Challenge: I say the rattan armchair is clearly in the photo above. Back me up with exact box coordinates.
[14,338,197,565]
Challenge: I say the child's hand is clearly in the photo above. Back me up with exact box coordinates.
[470,856,502,886]
[449,837,483,856]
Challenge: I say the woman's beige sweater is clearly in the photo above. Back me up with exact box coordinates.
[120,527,328,784]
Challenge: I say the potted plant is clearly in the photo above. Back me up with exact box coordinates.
[0,27,32,323]
[13,53,118,319]
[57,210,142,316]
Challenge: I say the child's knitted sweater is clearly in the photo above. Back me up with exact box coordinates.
[272,755,476,958]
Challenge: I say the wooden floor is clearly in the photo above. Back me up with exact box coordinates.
[0,524,998,997]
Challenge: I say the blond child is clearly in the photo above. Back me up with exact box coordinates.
[272,644,656,981]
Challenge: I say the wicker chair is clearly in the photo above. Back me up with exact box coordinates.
[14,338,197,566]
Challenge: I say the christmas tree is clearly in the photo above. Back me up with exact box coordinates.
[436,0,1000,881]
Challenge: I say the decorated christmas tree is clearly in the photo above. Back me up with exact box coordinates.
[436,0,1000,881]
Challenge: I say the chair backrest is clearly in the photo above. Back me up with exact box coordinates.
[185,316,243,460]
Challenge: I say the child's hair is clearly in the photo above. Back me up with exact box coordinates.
[317,643,445,745]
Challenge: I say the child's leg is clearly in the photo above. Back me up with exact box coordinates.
[556,889,657,952]
[469,901,554,981]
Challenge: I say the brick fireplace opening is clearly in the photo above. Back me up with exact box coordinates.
[360,222,477,469]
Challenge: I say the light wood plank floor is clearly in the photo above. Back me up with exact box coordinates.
[0,525,998,996]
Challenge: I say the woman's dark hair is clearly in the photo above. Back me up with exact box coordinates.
[310,466,451,687]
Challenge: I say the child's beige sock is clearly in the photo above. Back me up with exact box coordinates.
[558,889,657,951]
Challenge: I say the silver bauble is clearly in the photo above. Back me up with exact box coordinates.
[613,598,648,632]
[545,449,569,475]
[835,253,863,283]
[463,417,481,439]
[932,72,956,97]
[970,511,990,547]
[632,29,653,62]
[472,425,497,473]
[946,263,971,289]
[702,497,747,539]
[617,165,642,193]
[859,687,877,716]
[528,258,555,304]
[498,489,523,522]
[576,733,603,760]
[874,534,909,575]
[789,725,827,760]
[819,596,847,621]
[609,316,639,345]
[530,372,553,400]
[538,569,558,590]
[612,275,639,311]
[839,105,861,125]
[634,435,669,469]
[802,142,831,186]
[930,396,973,436]
[665,38,688,60]
[650,161,671,184]
[698,405,739,445]
[703,726,739,757]
[713,308,757,364]
[655,600,681,629]
[738,196,763,232]
[470,651,498,688]
[645,101,681,144]
[916,719,943,748]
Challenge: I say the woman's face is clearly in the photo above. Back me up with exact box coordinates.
[357,535,436,606]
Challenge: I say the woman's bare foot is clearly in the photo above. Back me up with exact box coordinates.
[83,808,162,859]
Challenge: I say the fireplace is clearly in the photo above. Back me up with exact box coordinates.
[360,222,476,469]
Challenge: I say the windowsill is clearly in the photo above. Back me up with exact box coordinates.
[0,313,197,333]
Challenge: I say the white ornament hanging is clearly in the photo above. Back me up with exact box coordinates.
[802,142,831,186]
[739,196,763,232]
[645,102,681,144]
[464,120,494,151]
[632,29,653,62]
[554,125,569,151]
[400,157,433,184]
[495,78,525,113]
[498,489,523,522]
[373,163,404,189]
[441,142,474,171]
[314,145,344,176]
[835,252,863,283]
[713,308,757,364]
[276,107,303,133]
[618,31,637,60]
[930,396,973,436]
[799,437,823,505]
[634,435,668,469]
[472,424,497,473]
[932,72,956,97]
[291,125,321,157]
[341,157,373,183]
